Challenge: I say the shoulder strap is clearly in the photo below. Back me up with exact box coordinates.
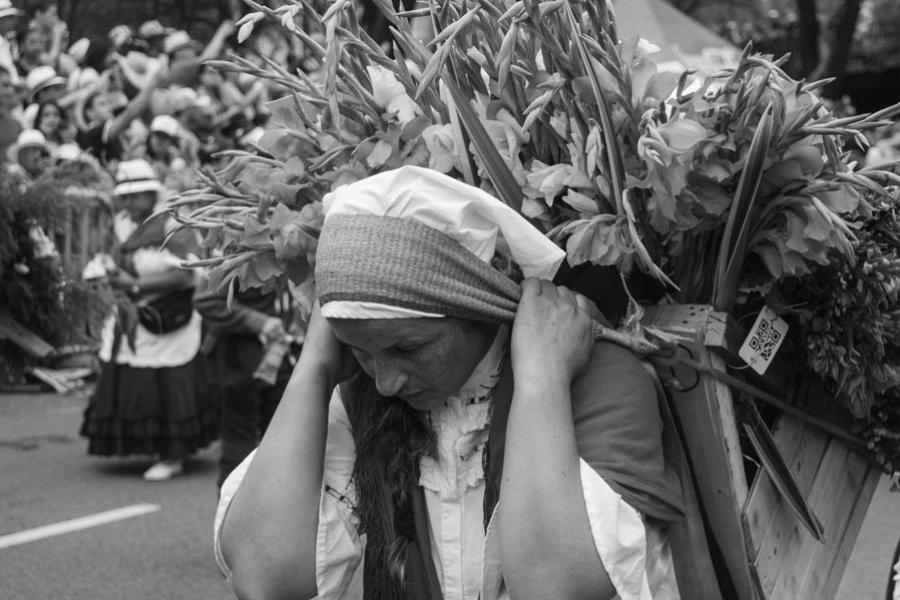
[483,357,514,530]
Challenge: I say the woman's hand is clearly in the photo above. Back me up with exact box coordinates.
[511,278,595,385]
[108,269,138,294]
[303,303,358,388]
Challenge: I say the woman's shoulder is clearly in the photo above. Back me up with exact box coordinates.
[571,342,684,521]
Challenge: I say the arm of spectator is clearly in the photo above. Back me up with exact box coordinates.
[193,277,271,336]
[106,65,169,140]
[211,80,266,128]
[44,21,67,70]
[200,21,236,63]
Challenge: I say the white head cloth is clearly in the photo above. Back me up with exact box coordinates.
[320,165,566,319]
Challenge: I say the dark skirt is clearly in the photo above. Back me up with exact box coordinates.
[80,355,219,458]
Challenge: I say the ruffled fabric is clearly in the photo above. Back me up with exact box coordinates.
[81,355,219,457]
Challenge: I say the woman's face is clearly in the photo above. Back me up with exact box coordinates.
[149,131,173,155]
[23,30,46,58]
[86,93,112,123]
[38,104,60,135]
[329,316,498,411]
[120,190,157,221]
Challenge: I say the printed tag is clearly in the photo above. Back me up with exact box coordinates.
[739,306,789,376]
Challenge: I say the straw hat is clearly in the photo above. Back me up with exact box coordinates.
[139,19,168,40]
[66,66,100,92]
[26,66,66,101]
[9,128,49,162]
[67,38,90,64]
[163,30,197,55]
[150,114,180,139]
[0,0,23,20]
[115,51,162,91]
[109,24,133,49]
[113,159,162,196]
[53,142,83,162]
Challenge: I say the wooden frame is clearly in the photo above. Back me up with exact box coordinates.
[643,304,880,600]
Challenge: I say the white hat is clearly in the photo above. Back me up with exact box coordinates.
[9,129,49,162]
[163,30,196,55]
[239,126,265,148]
[115,51,162,90]
[109,24,133,48]
[26,66,66,101]
[68,38,90,63]
[150,114,180,138]
[22,102,37,128]
[0,0,23,20]
[53,143,83,162]
[67,66,100,92]
[113,159,162,196]
[319,166,566,319]
[139,20,167,40]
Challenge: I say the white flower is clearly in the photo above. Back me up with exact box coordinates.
[367,65,421,126]
[422,124,459,173]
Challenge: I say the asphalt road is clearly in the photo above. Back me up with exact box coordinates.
[0,390,231,600]
[1,389,898,600]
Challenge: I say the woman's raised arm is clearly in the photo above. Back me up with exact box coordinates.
[500,279,617,600]
[220,304,351,600]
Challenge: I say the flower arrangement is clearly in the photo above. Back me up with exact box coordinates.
[173,0,900,472]
[0,166,114,384]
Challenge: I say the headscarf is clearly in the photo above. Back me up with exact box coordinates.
[315,165,566,321]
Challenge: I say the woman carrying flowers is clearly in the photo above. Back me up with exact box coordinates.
[214,166,685,599]
[80,159,219,481]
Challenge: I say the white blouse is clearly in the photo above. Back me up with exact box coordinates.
[97,212,201,369]
[214,331,681,600]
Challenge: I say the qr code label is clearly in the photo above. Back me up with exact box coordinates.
[739,306,789,375]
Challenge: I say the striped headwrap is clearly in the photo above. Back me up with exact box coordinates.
[315,166,566,322]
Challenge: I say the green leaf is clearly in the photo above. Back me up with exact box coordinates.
[714,103,775,312]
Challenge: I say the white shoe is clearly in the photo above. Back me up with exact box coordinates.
[142,459,184,481]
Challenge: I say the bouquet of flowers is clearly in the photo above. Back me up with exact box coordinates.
[172,0,900,473]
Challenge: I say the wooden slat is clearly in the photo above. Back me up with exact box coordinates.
[0,314,55,357]
[767,441,863,600]
[817,462,880,598]
[643,304,755,600]
[76,208,91,273]
[745,415,829,562]
[62,207,73,267]
[744,415,807,552]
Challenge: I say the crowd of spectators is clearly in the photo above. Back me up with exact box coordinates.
[0,0,295,199]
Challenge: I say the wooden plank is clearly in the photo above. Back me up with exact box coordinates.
[643,304,755,600]
[62,207,73,267]
[750,428,832,597]
[744,415,806,552]
[766,441,863,600]
[705,310,745,358]
[76,208,91,273]
[817,461,880,598]
[745,415,829,559]
[0,314,55,358]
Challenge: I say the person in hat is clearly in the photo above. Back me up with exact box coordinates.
[34,99,73,147]
[10,127,48,179]
[79,158,219,482]
[25,64,65,104]
[0,64,21,155]
[138,20,168,55]
[214,166,685,599]
[0,0,22,84]
[77,61,169,166]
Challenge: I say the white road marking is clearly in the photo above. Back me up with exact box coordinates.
[0,503,161,549]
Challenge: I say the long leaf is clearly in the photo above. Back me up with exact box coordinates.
[713,103,775,312]
[442,72,522,211]
[440,79,477,186]
[564,3,624,214]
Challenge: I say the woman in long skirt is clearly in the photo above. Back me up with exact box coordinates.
[80,159,218,481]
